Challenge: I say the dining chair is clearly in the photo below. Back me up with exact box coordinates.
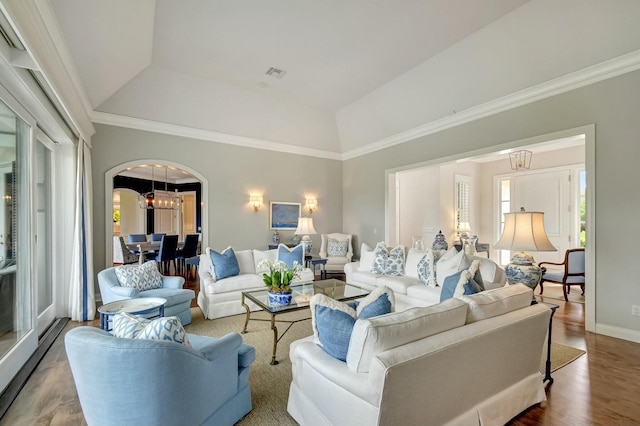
[127,234,148,255]
[150,233,166,242]
[113,236,139,265]
[154,234,179,274]
[176,234,200,277]
[538,248,585,301]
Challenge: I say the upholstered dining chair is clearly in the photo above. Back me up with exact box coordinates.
[176,234,200,276]
[127,233,148,255]
[150,232,166,242]
[154,234,179,274]
[538,248,585,301]
[65,326,255,426]
[319,233,353,275]
[113,236,139,265]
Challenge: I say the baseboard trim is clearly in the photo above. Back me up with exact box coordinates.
[595,323,640,344]
[0,317,69,419]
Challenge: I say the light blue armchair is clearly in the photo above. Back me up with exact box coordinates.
[65,327,255,426]
[98,266,195,325]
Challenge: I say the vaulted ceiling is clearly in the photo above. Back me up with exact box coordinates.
[49,0,640,156]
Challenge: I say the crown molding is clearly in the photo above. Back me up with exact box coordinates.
[91,111,343,161]
[341,49,640,160]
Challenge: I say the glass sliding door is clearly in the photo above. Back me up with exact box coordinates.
[0,98,35,393]
[35,137,54,334]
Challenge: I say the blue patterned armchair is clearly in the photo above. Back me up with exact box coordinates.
[98,265,195,325]
[65,326,255,426]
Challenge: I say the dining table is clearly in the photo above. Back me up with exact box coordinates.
[125,241,184,264]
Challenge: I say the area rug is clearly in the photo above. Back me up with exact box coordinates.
[185,307,586,425]
[537,283,585,303]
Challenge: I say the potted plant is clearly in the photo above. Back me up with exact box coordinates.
[258,259,302,306]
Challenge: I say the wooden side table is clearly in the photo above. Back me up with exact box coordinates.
[540,301,559,384]
[305,257,328,280]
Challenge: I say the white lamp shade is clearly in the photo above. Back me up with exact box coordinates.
[457,222,471,233]
[495,211,557,252]
[295,217,317,235]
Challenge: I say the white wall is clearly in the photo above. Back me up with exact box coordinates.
[396,166,440,248]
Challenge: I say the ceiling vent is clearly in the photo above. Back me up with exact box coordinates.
[265,67,286,78]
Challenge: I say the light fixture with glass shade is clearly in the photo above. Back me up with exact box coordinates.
[509,150,532,170]
[138,165,180,210]
[494,208,557,302]
[295,217,317,257]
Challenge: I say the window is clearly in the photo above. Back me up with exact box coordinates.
[498,178,511,265]
[454,175,470,232]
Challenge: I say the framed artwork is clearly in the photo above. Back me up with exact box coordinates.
[270,201,301,230]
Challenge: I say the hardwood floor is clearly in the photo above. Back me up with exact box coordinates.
[2,278,640,425]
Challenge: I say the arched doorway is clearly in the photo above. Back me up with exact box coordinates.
[104,160,208,266]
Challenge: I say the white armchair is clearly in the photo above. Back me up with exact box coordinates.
[319,233,353,273]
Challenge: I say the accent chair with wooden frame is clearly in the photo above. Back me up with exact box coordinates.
[319,233,353,275]
[538,248,585,301]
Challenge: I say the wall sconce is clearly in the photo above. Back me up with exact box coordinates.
[306,197,318,214]
[249,195,263,212]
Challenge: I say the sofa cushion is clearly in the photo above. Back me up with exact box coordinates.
[372,242,405,276]
[376,275,420,295]
[436,249,470,285]
[358,243,375,271]
[346,298,468,373]
[234,250,256,274]
[405,248,428,279]
[278,243,304,267]
[115,261,163,292]
[348,270,381,287]
[202,273,263,294]
[457,283,533,323]
[311,287,394,362]
[210,247,240,280]
[253,249,277,273]
[406,284,442,305]
[327,238,349,257]
[135,316,192,348]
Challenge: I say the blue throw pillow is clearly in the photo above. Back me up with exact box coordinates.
[440,269,483,302]
[311,294,356,361]
[209,247,240,280]
[310,286,395,361]
[278,244,303,267]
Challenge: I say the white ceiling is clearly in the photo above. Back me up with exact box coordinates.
[47,1,640,155]
[51,0,527,111]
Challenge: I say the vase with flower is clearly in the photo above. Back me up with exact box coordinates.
[258,259,302,306]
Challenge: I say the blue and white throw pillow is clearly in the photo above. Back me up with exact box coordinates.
[278,243,304,267]
[210,246,240,280]
[371,242,405,276]
[310,286,394,361]
[417,250,438,287]
[439,268,484,302]
[113,312,150,338]
[115,261,163,292]
[327,238,349,257]
[135,316,192,348]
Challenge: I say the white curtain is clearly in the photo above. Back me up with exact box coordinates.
[69,140,95,321]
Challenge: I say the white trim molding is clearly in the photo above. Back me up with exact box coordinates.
[596,323,640,345]
[92,111,343,161]
[342,49,640,160]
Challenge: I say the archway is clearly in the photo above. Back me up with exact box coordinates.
[104,159,208,266]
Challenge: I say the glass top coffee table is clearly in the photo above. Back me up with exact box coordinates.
[241,279,370,365]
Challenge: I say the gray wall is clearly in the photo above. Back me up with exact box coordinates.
[343,69,640,334]
[92,124,343,274]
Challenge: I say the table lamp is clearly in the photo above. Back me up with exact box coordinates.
[494,208,557,300]
[295,217,317,257]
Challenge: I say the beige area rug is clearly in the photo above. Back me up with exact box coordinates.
[185,307,586,425]
[538,283,585,303]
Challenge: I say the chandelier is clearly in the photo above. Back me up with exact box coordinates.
[509,150,532,171]
[138,166,180,210]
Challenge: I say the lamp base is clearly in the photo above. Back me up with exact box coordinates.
[301,236,312,257]
[504,251,541,302]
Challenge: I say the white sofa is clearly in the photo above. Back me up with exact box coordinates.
[345,245,506,311]
[197,247,315,319]
[288,284,551,426]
